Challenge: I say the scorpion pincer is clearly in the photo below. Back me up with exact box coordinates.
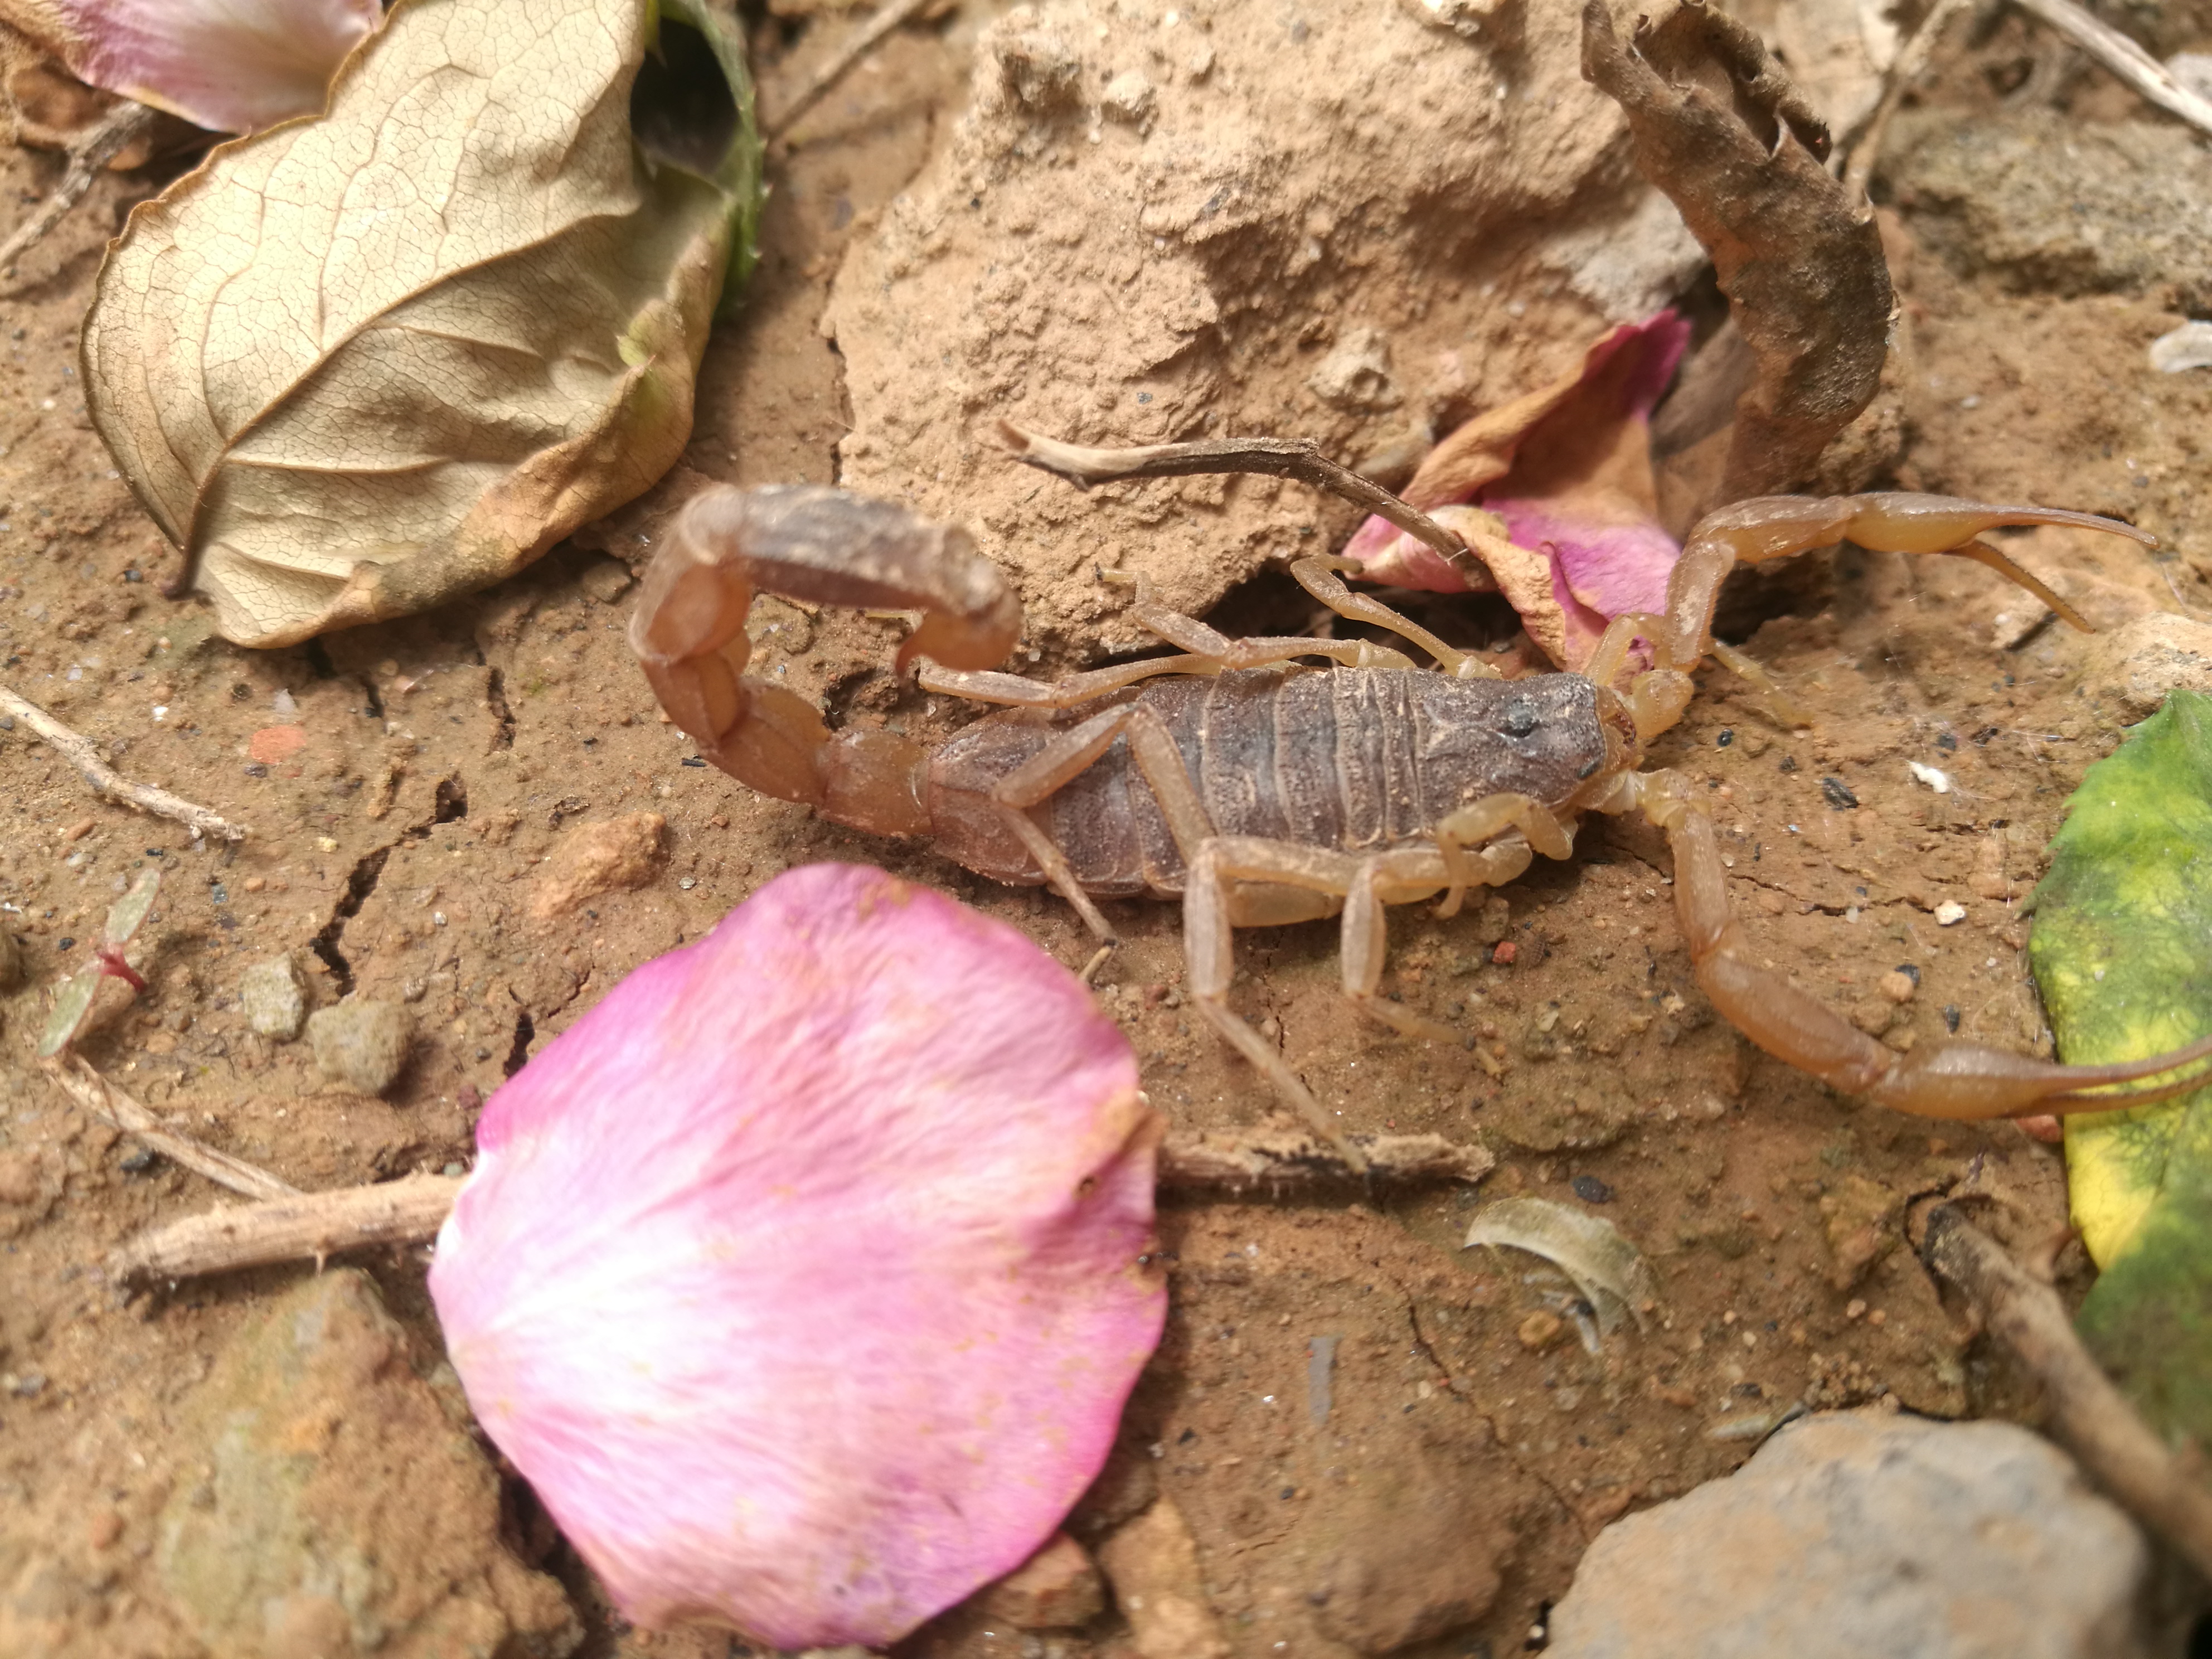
[628,453,2212,1166]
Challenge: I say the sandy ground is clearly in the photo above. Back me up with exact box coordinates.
[4,4,2211,1656]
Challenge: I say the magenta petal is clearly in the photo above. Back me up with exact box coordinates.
[428,865,1164,1650]
[50,0,379,133]
[1338,313,1691,664]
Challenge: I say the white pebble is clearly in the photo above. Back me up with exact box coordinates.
[1908,761,1951,794]
[2150,320,2212,374]
[1935,901,1967,926]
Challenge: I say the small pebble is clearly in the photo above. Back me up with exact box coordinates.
[307,998,412,1094]
[240,956,307,1040]
[1491,940,1517,966]
[1517,1310,1564,1352]
[1878,971,1917,1005]
[1934,901,1967,926]
[119,1145,161,1175]
[1571,1173,1614,1204]
[1820,776,1859,810]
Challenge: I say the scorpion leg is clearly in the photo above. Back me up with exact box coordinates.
[1431,795,1571,919]
[1599,494,2157,745]
[1187,837,1457,1164]
[1110,570,1422,673]
[1629,774,2212,1119]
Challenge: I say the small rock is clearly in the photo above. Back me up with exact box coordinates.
[1934,901,1967,926]
[247,725,305,764]
[577,555,636,604]
[1820,1173,1903,1292]
[1095,1498,1229,1659]
[1517,1309,1565,1352]
[979,1531,1104,1628]
[2079,613,2212,722]
[155,1270,580,1659]
[530,812,669,919]
[1879,969,1917,1005]
[1544,1410,2152,1658]
[239,955,307,1040]
[1305,1436,1522,1653]
[1099,69,1155,125]
[307,998,411,1094]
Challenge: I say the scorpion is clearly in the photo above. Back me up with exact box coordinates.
[628,433,2212,1166]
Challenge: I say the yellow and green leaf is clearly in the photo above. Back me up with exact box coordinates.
[2030,689,2212,1440]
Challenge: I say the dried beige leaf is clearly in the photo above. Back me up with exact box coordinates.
[84,0,760,647]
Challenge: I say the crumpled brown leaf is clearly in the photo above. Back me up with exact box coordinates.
[1582,0,1892,499]
[83,0,761,648]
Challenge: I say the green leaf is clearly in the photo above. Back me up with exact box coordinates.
[2029,688,2212,1442]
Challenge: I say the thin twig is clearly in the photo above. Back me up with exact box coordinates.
[110,1128,1493,1280]
[2010,0,2212,138]
[994,420,1479,578]
[113,1173,460,1280]
[1,685,248,841]
[764,0,939,144]
[1920,1204,2212,1579]
[1843,0,1972,198]
[1158,1129,1495,1192]
[42,1055,297,1202]
[0,101,156,280]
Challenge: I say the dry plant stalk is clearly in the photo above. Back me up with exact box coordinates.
[996,421,1478,574]
[2010,0,2212,140]
[114,1173,463,1280]
[1920,1204,2212,1580]
[1582,0,1893,498]
[0,98,152,278]
[112,1130,1493,1280]
[42,1055,296,1201]
[765,0,940,143]
[0,685,248,840]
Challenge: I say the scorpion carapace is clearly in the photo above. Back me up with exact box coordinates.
[630,470,2212,1166]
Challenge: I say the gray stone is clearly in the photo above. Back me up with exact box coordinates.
[155,1270,579,1659]
[1889,111,2212,312]
[1545,1409,2152,1659]
[2079,613,2212,724]
[307,998,411,1094]
[238,955,306,1040]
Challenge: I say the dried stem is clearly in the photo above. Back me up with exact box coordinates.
[1920,1204,2212,1579]
[2010,0,2212,138]
[1158,1129,1494,1192]
[1843,0,1972,197]
[993,420,1481,579]
[111,1129,1493,1281]
[43,1055,297,1202]
[114,1173,463,1281]
[0,101,156,280]
[1,685,248,841]
[765,0,940,144]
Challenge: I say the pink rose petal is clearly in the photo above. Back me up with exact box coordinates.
[1343,312,1692,669]
[26,0,379,134]
[428,864,1164,1651]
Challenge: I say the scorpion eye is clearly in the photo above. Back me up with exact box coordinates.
[1501,697,1539,739]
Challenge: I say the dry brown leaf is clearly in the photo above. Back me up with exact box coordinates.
[83,0,760,648]
[1581,0,1893,499]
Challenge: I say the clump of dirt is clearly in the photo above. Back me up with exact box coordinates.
[828,0,1705,651]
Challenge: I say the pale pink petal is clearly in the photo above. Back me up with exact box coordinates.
[428,864,1163,1651]
[45,0,379,133]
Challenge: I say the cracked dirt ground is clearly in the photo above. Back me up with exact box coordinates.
[6,4,2212,1657]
